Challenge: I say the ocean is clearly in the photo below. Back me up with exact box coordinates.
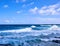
[0,24,60,46]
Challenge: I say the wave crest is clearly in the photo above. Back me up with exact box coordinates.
[48,25,60,30]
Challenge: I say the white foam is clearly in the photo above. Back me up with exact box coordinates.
[41,38,60,41]
[41,39,50,41]
[0,28,32,33]
[31,25,36,28]
[48,25,60,30]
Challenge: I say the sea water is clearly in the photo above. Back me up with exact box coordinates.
[0,24,60,46]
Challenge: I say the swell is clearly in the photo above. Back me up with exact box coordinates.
[0,25,60,46]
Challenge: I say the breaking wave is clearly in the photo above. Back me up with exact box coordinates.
[0,25,60,46]
[0,25,60,36]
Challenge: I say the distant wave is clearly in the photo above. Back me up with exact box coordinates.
[0,27,32,33]
[0,25,60,36]
[48,25,60,30]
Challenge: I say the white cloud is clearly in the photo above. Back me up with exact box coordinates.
[4,20,10,23]
[4,19,14,23]
[29,2,34,5]
[16,0,26,3]
[16,0,19,3]
[30,18,60,24]
[1,18,60,24]
[22,2,34,8]
[3,5,9,8]
[29,7,38,14]
[22,0,26,2]
[39,3,60,15]
[29,3,60,15]
[16,11,21,14]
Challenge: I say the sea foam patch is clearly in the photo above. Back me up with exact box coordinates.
[0,27,32,33]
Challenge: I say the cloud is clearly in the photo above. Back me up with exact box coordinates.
[39,3,60,15]
[22,2,34,8]
[1,18,60,24]
[16,0,26,3]
[4,20,10,23]
[16,11,21,14]
[4,19,14,23]
[3,5,9,8]
[29,7,38,14]
[29,18,60,24]
[29,3,60,15]
[22,0,26,2]
[16,0,19,3]
[29,2,34,5]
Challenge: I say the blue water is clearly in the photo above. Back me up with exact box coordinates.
[0,24,60,46]
[0,24,52,30]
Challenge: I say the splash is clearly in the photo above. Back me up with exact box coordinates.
[48,25,60,30]
[0,27,32,33]
[31,25,36,28]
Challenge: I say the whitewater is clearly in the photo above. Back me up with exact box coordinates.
[0,25,60,46]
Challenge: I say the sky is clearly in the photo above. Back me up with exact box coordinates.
[0,0,60,24]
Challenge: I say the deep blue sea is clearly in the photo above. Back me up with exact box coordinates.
[0,24,60,46]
